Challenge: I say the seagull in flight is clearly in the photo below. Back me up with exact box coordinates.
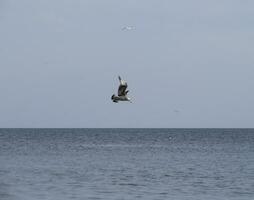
[111,76,132,103]
[122,26,134,31]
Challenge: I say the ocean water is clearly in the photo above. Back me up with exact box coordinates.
[0,129,254,200]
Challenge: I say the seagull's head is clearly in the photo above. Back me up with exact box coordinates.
[127,97,132,103]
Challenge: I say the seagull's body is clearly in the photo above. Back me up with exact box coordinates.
[111,76,132,103]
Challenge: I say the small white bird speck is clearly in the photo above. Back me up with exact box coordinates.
[122,26,134,31]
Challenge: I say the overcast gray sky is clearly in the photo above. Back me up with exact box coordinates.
[0,0,254,128]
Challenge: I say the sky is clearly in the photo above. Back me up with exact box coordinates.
[0,0,254,128]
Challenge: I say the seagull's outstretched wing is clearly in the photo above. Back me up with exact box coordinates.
[118,76,128,96]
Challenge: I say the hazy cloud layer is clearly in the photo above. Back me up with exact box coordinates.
[1,0,254,127]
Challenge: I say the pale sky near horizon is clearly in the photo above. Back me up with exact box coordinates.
[0,0,254,128]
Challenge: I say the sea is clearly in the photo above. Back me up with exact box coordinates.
[0,129,253,200]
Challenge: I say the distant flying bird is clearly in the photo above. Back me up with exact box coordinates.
[122,26,134,31]
[111,76,132,103]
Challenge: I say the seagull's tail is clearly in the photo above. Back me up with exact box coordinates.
[118,76,122,82]
[111,94,119,103]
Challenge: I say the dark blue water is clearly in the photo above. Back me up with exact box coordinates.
[0,129,254,200]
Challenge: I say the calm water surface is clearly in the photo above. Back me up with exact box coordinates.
[0,129,254,200]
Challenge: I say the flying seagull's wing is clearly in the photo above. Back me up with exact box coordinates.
[118,84,128,96]
[118,76,128,96]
